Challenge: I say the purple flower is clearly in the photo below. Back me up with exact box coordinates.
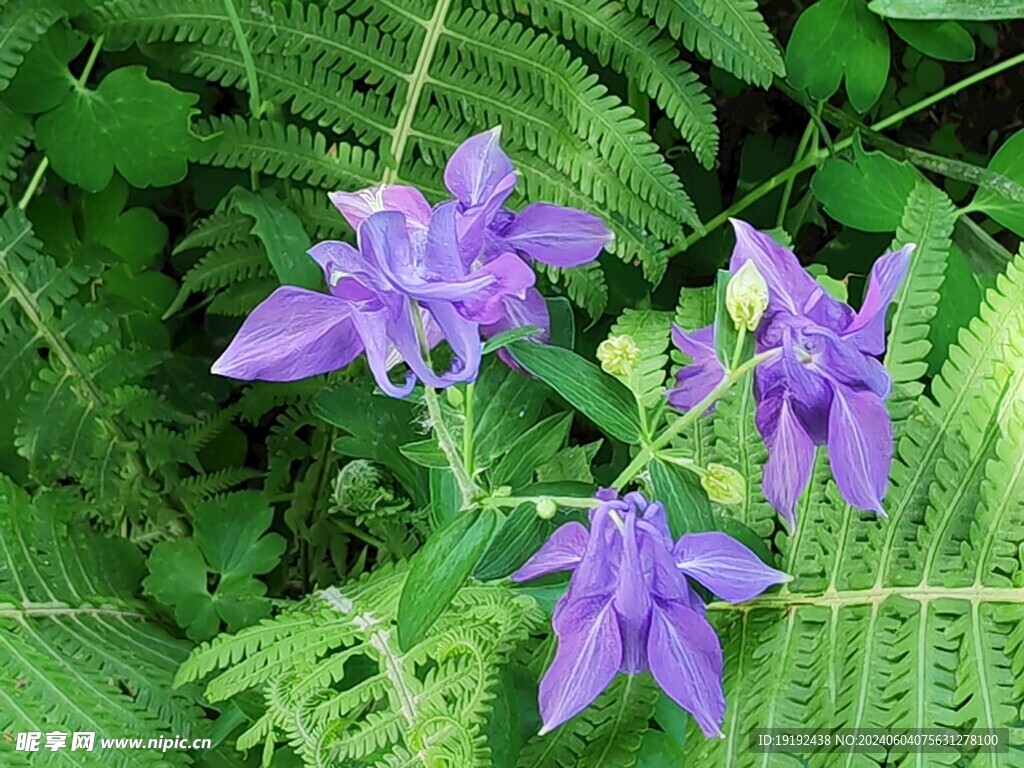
[667,220,913,524]
[331,128,614,344]
[211,205,534,396]
[512,490,789,736]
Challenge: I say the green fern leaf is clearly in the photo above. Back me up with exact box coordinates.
[884,182,957,426]
[694,249,1024,765]
[179,563,541,766]
[0,0,65,90]
[626,0,785,87]
[516,676,658,768]
[0,477,213,767]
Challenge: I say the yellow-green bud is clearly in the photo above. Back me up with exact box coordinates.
[597,334,641,377]
[726,260,769,332]
[445,386,464,408]
[701,463,745,506]
[535,498,557,520]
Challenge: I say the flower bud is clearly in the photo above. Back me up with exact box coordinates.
[535,498,557,520]
[445,386,464,408]
[726,260,769,332]
[701,463,745,506]
[597,334,640,377]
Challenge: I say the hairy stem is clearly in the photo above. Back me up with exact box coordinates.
[423,387,477,505]
[463,382,475,480]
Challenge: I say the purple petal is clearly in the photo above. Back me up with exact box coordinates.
[667,325,725,412]
[614,512,652,673]
[455,252,536,325]
[349,302,416,398]
[569,507,621,602]
[482,287,550,341]
[842,245,914,355]
[729,219,821,315]
[307,240,386,296]
[827,385,892,515]
[647,601,725,738]
[672,531,791,603]
[755,394,816,527]
[500,203,612,267]
[511,521,589,582]
[539,595,622,735]
[444,127,517,209]
[386,300,481,389]
[807,328,892,398]
[211,287,363,382]
[328,184,431,232]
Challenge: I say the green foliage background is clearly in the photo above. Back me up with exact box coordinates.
[2,0,1024,766]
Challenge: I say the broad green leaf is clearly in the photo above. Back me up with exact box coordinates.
[869,0,1024,19]
[810,139,922,231]
[397,508,497,650]
[144,491,285,641]
[888,19,975,61]
[482,324,543,354]
[490,412,573,489]
[536,440,603,484]
[507,341,642,444]
[192,491,285,577]
[226,187,320,290]
[547,295,576,349]
[806,264,849,302]
[472,358,550,466]
[2,25,83,113]
[429,468,461,529]
[398,438,449,470]
[972,128,1024,237]
[35,65,198,191]
[786,0,891,113]
[473,502,554,581]
[649,459,714,537]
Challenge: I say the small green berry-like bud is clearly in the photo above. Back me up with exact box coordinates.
[597,334,641,377]
[701,463,745,506]
[445,386,464,408]
[726,260,769,332]
[535,498,557,519]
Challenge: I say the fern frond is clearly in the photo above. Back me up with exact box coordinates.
[180,563,541,766]
[626,0,785,87]
[884,182,956,426]
[196,116,380,190]
[610,308,674,409]
[695,249,1024,765]
[474,0,719,167]
[0,477,210,767]
[0,103,31,203]
[0,0,66,90]
[516,676,658,768]
[88,0,708,315]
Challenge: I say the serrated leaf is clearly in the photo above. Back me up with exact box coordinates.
[35,65,199,191]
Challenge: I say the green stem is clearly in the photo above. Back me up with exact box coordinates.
[730,325,747,372]
[673,50,1024,255]
[423,386,477,505]
[774,115,817,229]
[221,0,263,119]
[463,382,475,479]
[410,303,477,504]
[611,348,780,490]
[18,35,105,211]
[482,495,599,510]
